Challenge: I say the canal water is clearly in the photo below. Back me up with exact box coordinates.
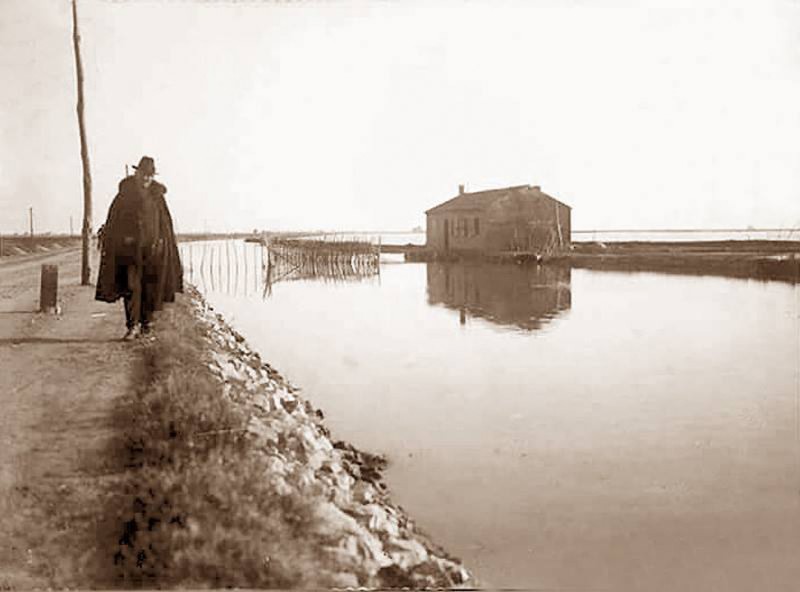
[179,240,799,590]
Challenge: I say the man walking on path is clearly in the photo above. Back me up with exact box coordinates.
[95,156,183,339]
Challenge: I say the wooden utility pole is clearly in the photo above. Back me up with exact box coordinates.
[29,207,34,237]
[71,0,93,285]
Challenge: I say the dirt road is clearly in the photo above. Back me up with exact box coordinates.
[0,249,134,588]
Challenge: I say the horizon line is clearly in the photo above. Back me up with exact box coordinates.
[2,226,799,236]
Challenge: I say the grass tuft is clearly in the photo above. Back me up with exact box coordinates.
[99,300,336,588]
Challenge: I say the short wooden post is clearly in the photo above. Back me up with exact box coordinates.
[40,264,58,312]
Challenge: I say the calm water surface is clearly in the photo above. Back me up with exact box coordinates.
[181,241,799,590]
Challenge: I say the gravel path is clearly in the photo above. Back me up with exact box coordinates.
[0,249,134,588]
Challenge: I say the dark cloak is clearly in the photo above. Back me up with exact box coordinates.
[95,176,183,307]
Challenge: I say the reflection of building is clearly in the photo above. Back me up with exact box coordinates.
[425,184,571,256]
[427,261,571,331]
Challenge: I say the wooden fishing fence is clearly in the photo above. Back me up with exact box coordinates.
[264,237,380,290]
[178,236,381,299]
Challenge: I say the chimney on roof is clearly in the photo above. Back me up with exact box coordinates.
[458,184,465,195]
[532,185,541,191]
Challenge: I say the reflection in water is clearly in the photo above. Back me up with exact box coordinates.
[427,261,571,331]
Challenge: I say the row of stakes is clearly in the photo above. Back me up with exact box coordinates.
[33,238,382,313]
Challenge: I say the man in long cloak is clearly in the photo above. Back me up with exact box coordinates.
[95,156,183,339]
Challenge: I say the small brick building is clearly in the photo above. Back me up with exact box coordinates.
[425,184,571,255]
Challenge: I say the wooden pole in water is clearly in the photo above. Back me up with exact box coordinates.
[233,240,238,293]
[200,242,203,275]
[210,243,215,290]
[234,240,240,295]
[229,241,234,295]
[225,240,231,294]
[263,244,269,295]
[209,243,215,291]
[71,0,93,285]
[243,240,249,296]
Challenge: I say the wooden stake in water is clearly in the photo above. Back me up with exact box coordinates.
[234,240,240,295]
[209,243,215,291]
[225,239,231,294]
[243,241,249,296]
[261,245,267,296]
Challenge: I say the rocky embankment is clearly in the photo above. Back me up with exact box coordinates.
[180,287,472,587]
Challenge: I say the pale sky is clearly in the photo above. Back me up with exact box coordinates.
[1,0,799,234]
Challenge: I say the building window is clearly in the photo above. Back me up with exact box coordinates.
[474,217,480,236]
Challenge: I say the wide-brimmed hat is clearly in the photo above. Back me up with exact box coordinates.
[133,156,157,175]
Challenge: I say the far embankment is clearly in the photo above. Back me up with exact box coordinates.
[0,234,81,259]
[178,232,258,242]
[389,240,800,284]
[569,239,800,283]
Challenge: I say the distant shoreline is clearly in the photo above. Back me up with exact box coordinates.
[2,227,798,240]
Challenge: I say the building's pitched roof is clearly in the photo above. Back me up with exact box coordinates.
[425,184,570,214]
